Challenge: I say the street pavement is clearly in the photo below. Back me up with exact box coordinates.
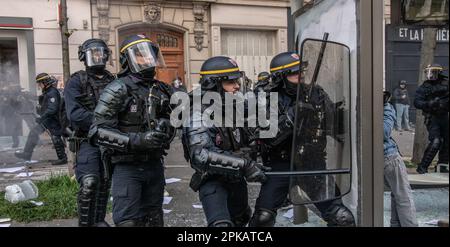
[0,132,448,227]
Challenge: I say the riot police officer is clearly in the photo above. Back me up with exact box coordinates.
[64,38,115,226]
[414,64,449,174]
[249,52,355,227]
[88,34,175,227]
[253,71,271,94]
[182,56,269,227]
[15,73,67,165]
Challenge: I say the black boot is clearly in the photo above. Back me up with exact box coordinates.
[14,151,32,160]
[417,138,441,174]
[145,208,164,227]
[15,126,41,160]
[78,175,99,227]
[51,135,67,165]
[95,179,111,227]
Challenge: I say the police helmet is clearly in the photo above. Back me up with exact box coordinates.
[257,71,270,82]
[270,52,301,79]
[78,39,110,68]
[199,56,244,91]
[35,73,57,87]
[119,34,165,76]
[424,64,444,81]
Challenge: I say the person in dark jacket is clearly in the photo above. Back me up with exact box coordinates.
[414,64,449,174]
[392,80,411,131]
[15,73,67,165]
[65,38,116,227]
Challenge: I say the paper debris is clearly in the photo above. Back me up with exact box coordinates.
[282,209,294,219]
[163,197,173,205]
[16,172,33,177]
[165,178,182,184]
[0,218,11,223]
[0,224,11,227]
[192,204,203,209]
[163,209,172,214]
[0,166,25,173]
[30,200,44,206]
[424,219,439,226]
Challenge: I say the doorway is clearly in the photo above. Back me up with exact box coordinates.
[118,24,185,85]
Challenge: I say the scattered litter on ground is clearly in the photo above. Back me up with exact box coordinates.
[0,218,11,223]
[192,204,203,209]
[282,208,294,219]
[4,180,39,203]
[29,200,44,206]
[165,178,181,184]
[0,166,25,173]
[163,197,173,205]
[163,209,172,214]
[424,219,439,226]
[16,172,34,177]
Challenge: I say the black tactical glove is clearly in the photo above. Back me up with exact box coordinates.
[76,93,96,111]
[133,129,170,150]
[243,160,271,183]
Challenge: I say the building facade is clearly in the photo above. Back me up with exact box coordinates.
[0,0,290,93]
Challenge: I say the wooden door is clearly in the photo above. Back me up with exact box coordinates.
[118,26,185,85]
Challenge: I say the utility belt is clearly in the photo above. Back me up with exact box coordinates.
[189,171,242,192]
[110,153,162,164]
[67,136,88,153]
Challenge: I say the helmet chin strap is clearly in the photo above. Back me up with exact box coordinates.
[283,77,298,96]
[132,68,156,82]
[87,66,106,76]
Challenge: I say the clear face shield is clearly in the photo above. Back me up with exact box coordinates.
[85,47,108,67]
[425,67,441,81]
[125,42,166,74]
[220,71,246,94]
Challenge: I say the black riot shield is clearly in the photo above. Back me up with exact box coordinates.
[273,37,352,205]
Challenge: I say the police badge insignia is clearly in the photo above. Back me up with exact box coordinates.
[50,97,55,103]
[130,104,138,112]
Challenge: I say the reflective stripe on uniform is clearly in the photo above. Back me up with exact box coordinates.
[270,61,300,72]
[200,67,240,75]
[120,39,152,53]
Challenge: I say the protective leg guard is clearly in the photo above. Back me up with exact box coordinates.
[95,179,111,227]
[417,138,441,174]
[51,135,67,165]
[248,208,276,227]
[77,174,99,227]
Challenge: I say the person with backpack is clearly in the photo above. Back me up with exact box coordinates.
[15,73,68,166]
[64,38,115,227]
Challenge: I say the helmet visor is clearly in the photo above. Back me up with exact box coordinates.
[125,42,165,73]
[425,67,440,80]
[85,47,108,67]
